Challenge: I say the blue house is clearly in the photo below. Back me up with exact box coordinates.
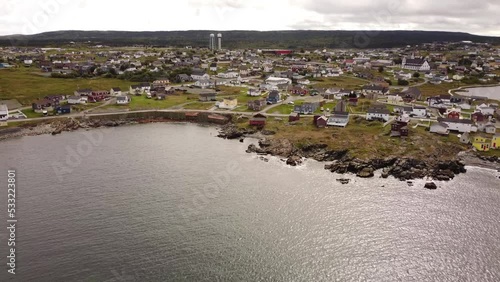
[55,105,71,115]
[266,90,281,104]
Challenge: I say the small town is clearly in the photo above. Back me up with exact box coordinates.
[0,36,499,157]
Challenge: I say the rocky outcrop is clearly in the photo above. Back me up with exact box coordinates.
[244,136,468,181]
[217,124,256,140]
[424,182,437,190]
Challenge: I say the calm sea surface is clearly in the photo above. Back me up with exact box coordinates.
[459,85,500,100]
[0,123,499,282]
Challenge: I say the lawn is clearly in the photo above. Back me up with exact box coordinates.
[183,102,215,110]
[418,82,461,98]
[311,76,368,90]
[22,109,44,118]
[127,95,195,110]
[0,67,131,105]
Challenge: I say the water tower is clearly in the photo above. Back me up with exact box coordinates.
[209,34,215,50]
[217,33,222,50]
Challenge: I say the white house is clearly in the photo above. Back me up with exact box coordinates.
[412,106,427,117]
[0,104,9,121]
[194,79,211,89]
[110,87,122,96]
[265,77,292,86]
[477,104,495,116]
[116,96,130,105]
[367,108,390,122]
[387,94,403,104]
[402,57,431,71]
[217,72,239,79]
[191,71,210,81]
[248,88,261,97]
[67,96,84,105]
[297,79,311,85]
[437,118,475,133]
[430,122,450,135]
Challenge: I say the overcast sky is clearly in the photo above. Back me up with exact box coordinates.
[1,0,499,36]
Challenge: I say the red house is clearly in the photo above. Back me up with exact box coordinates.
[289,112,300,122]
[313,115,328,128]
[289,86,308,95]
[471,112,485,123]
[447,111,460,119]
[249,113,267,126]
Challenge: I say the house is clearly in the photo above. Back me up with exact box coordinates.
[460,132,470,144]
[447,110,461,119]
[313,115,328,128]
[401,87,422,102]
[248,88,261,97]
[387,94,403,104]
[191,70,210,80]
[67,96,84,105]
[289,112,300,122]
[31,99,53,111]
[130,85,145,95]
[491,134,500,149]
[152,80,170,87]
[472,136,491,151]
[218,98,238,110]
[247,99,267,111]
[176,74,193,83]
[437,118,474,133]
[327,112,350,127]
[74,88,92,97]
[349,97,358,106]
[402,57,431,71]
[391,121,409,137]
[471,112,485,123]
[110,87,122,96]
[249,113,267,126]
[199,93,217,102]
[194,79,211,89]
[294,102,319,114]
[209,63,217,72]
[362,85,389,95]
[412,106,427,117]
[239,65,250,76]
[485,124,497,134]
[367,106,390,122]
[289,86,309,96]
[266,90,281,104]
[116,96,130,105]
[0,104,8,121]
[218,72,239,79]
[477,105,495,116]
[430,122,450,135]
[55,105,71,115]
[265,77,292,86]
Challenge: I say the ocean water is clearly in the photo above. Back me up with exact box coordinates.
[460,85,500,100]
[0,123,499,281]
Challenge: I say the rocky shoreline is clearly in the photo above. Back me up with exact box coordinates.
[217,124,500,182]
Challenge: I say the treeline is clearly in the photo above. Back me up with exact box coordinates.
[2,30,499,48]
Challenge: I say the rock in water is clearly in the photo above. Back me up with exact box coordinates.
[424,182,437,190]
[286,156,302,166]
[239,138,244,143]
[336,178,350,184]
[356,167,374,178]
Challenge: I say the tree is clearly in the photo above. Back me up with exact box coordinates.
[413,72,420,78]
[397,79,409,86]
[378,66,384,73]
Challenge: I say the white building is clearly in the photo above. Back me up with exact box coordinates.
[67,96,84,105]
[265,77,292,86]
[402,57,431,71]
[116,96,130,105]
[437,118,475,133]
[412,106,427,117]
[0,104,9,121]
[367,108,390,122]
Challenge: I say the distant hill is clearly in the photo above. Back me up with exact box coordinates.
[1,30,499,49]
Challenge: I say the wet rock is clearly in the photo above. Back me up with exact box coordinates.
[239,138,244,143]
[424,182,437,190]
[261,130,276,136]
[286,156,302,166]
[336,178,350,184]
[356,167,374,178]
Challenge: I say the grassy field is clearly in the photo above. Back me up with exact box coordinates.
[0,67,131,105]
[311,76,368,90]
[182,102,215,110]
[418,82,461,98]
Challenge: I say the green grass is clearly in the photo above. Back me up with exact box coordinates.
[127,95,195,110]
[183,102,215,110]
[311,76,367,90]
[267,104,294,115]
[0,67,131,105]
[22,109,44,118]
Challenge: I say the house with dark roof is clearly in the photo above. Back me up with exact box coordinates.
[362,84,389,95]
[266,90,281,104]
[430,122,450,135]
[402,57,431,71]
[437,117,475,133]
[294,102,319,114]
[367,106,390,122]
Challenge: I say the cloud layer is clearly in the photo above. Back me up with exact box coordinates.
[0,0,498,36]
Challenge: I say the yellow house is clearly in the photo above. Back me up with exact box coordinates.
[492,134,500,149]
[219,98,238,110]
[472,136,491,152]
